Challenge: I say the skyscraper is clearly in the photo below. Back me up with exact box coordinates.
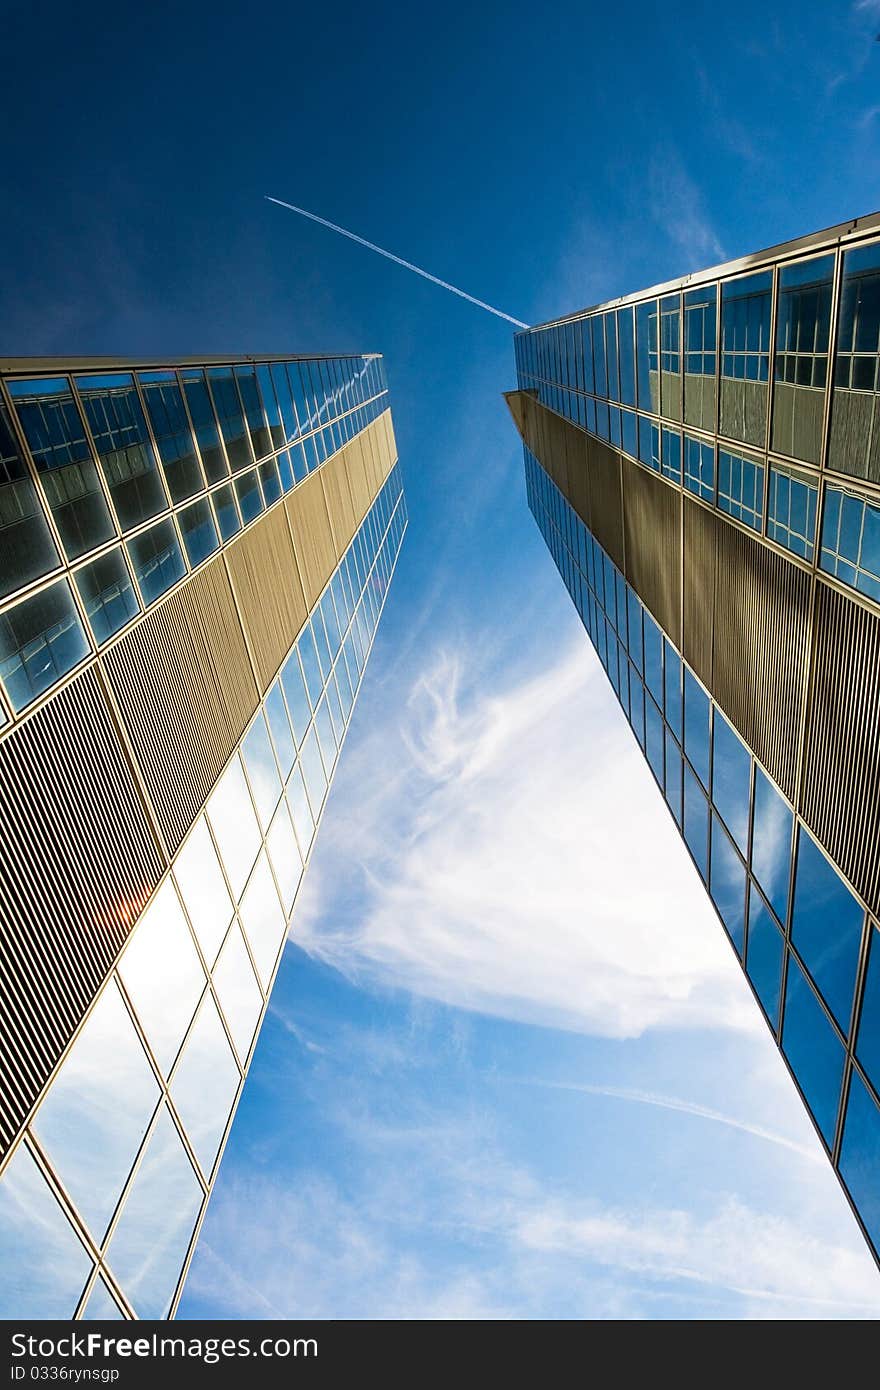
[506,212,880,1269]
[0,354,406,1319]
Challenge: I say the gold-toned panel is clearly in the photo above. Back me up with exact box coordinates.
[0,667,165,1157]
[621,458,679,640]
[711,520,810,803]
[285,470,337,610]
[585,436,624,571]
[682,497,716,689]
[103,555,260,854]
[321,439,359,550]
[225,505,308,691]
[802,582,880,916]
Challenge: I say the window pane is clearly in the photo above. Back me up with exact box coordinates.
[683,764,708,880]
[235,468,263,524]
[782,955,845,1148]
[280,648,312,745]
[80,1277,124,1320]
[173,817,233,967]
[857,925,880,1093]
[177,496,219,567]
[242,712,282,830]
[710,814,746,956]
[212,924,263,1062]
[234,365,272,459]
[0,400,60,597]
[208,369,252,471]
[105,1105,202,1319]
[170,992,240,1179]
[266,800,303,915]
[300,726,328,816]
[76,374,167,530]
[10,377,115,559]
[683,669,710,788]
[0,1143,91,1318]
[180,370,227,483]
[126,518,186,604]
[750,767,793,925]
[118,878,206,1076]
[0,580,90,711]
[264,681,296,778]
[791,827,864,1032]
[206,756,261,901]
[711,710,751,854]
[75,549,139,644]
[286,767,314,858]
[745,890,784,1028]
[212,482,240,540]
[238,851,286,987]
[32,980,160,1243]
[139,376,203,503]
[839,1069,880,1256]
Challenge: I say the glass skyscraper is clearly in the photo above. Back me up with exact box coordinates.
[0,354,406,1318]
[506,211,880,1270]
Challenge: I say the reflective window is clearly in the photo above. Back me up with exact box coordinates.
[180,370,227,483]
[105,1105,202,1319]
[235,468,263,524]
[212,482,240,541]
[80,1277,125,1320]
[207,369,252,471]
[241,712,282,830]
[269,363,298,445]
[791,827,864,1032]
[314,693,337,771]
[0,579,90,711]
[638,414,660,470]
[820,486,880,602]
[683,436,715,503]
[767,465,818,561]
[683,669,710,788]
[710,815,746,956]
[205,756,261,900]
[234,365,272,459]
[118,878,206,1076]
[659,294,681,421]
[857,925,880,1092]
[258,458,281,506]
[746,890,784,1028]
[300,726,328,816]
[830,243,880,479]
[643,611,663,707]
[76,374,167,531]
[711,710,751,854]
[75,549,139,644]
[264,681,296,778]
[173,817,233,967]
[0,1143,92,1318]
[683,285,717,431]
[286,767,315,857]
[0,400,61,598]
[212,924,264,1062]
[750,767,793,925]
[717,449,764,532]
[720,271,771,447]
[683,764,708,880]
[636,301,658,413]
[266,801,303,915]
[617,307,636,407]
[280,647,312,745]
[782,955,845,1149]
[33,980,160,1243]
[170,993,240,1179]
[126,517,186,604]
[839,1069,880,1255]
[298,625,324,704]
[772,255,834,464]
[239,851,286,987]
[664,728,682,826]
[645,696,664,785]
[660,427,681,484]
[177,496,219,567]
[663,641,681,739]
[9,377,115,559]
[139,375,203,503]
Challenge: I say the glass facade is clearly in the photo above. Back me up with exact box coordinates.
[0,355,389,720]
[0,458,406,1320]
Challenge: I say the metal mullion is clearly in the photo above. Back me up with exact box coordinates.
[0,375,69,601]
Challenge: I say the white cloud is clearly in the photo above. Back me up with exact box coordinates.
[292,634,758,1041]
[646,149,726,268]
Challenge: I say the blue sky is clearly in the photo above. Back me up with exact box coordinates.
[7,0,880,1318]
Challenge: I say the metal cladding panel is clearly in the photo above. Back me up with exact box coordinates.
[320,440,359,551]
[0,667,165,1157]
[285,470,338,610]
[682,496,716,689]
[584,437,624,571]
[225,504,308,691]
[103,554,260,855]
[711,519,811,804]
[803,582,880,915]
[621,457,681,645]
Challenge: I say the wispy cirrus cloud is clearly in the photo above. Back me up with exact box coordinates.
[292,634,756,1041]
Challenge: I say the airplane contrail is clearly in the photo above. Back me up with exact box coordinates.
[265,196,529,328]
